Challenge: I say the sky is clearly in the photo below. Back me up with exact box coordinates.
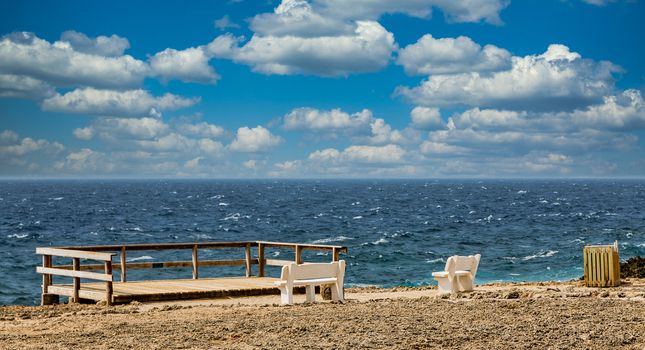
[0,0,644,178]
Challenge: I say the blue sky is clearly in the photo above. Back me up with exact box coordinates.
[0,0,644,178]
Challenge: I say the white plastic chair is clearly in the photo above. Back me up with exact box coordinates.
[432,254,481,294]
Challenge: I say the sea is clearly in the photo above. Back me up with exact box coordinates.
[1,179,643,305]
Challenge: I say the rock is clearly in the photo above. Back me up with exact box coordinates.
[503,290,520,299]
[620,256,645,278]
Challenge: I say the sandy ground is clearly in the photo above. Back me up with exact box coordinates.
[1,279,644,349]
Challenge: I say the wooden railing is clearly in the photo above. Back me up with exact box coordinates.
[36,241,347,305]
[36,248,115,305]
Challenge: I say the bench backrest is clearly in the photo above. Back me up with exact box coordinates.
[280,260,346,282]
[445,254,481,278]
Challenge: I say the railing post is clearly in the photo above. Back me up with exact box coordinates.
[332,247,339,262]
[120,246,127,283]
[41,255,56,305]
[72,257,80,303]
[192,245,199,279]
[104,260,113,306]
[245,243,252,277]
[258,242,265,277]
[295,245,303,264]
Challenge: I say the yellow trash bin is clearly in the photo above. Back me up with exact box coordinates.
[583,241,620,287]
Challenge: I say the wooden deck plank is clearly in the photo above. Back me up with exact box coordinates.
[49,277,284,303]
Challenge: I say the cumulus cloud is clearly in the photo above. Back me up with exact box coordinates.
[214,15,240,31]
[397,44,621,111]
[410,107,443,129]
[309,144,406,164]
[210,21,396,76]
[84,117,170,140]
[313,0,509,24]
[0,74,55,99]
[0,131,64,156]
[175,121,225,138]
[568,89,645,130]
[41,88,199,117]
[281,107,411,144]
[73,127,95,140]
[59,30,130,57]
[250,0,354,37]
[0,32,149,89]
[283,107,372,131]
[229,126,282,152]
[150,46,220,84]
[397,34,511,75]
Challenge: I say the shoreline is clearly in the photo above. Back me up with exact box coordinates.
[2,279,644,349]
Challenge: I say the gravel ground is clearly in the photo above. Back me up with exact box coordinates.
[1,280,644,349]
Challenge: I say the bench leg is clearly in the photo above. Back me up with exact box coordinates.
[434,277,452,295]
[305,285,315,302]
[279,286,293,305]
[330,283,343,301]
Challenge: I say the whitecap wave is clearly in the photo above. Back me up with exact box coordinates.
[127,256,153,262]
[311,236,354,244]
[352,216,363,220]
[425,258,444,263]
[7,234,28,239]
[50,197,64,201]
[372,238,388,245]
[517,190,527,194]
[522,250,558,261]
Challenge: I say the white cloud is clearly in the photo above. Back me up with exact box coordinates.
[0,74,55,99]
[91,117,169,140]
[59,30,130,57]
[250,0,354,37]
[41,88,199,117]
[210,21,396,76]
[175,121,225,138]
[451,108,527,130]
[214,15,240,31]
[283,107,372,130]
[150,46,220,84]
[368,119,404,144]
[243,159,258,169]
[309,144,406,164]
[229,126,282,152]
[73,127,95,140]
[0,32,149,89]
[568,89,645,130]
[0,133,64,156]
[419,141,467,155]
[134,133,225,154]
[397,34,511,75]
[314,0,509,24]
[397,44,620,111]
[0,130,19,144]
[410,106,443,129]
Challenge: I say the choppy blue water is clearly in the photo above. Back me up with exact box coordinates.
[1,179,644,305]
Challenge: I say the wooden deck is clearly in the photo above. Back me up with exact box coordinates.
[36,241,347,305]
[48,277,292,304]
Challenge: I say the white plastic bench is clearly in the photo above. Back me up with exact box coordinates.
[275,260,346,305]
[432,254,481,294]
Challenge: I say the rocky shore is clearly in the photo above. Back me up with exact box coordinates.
[1,279,644,349]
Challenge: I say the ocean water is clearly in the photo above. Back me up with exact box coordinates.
[1,179,643,305]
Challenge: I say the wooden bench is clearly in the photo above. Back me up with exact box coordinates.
[275,260,345,305]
